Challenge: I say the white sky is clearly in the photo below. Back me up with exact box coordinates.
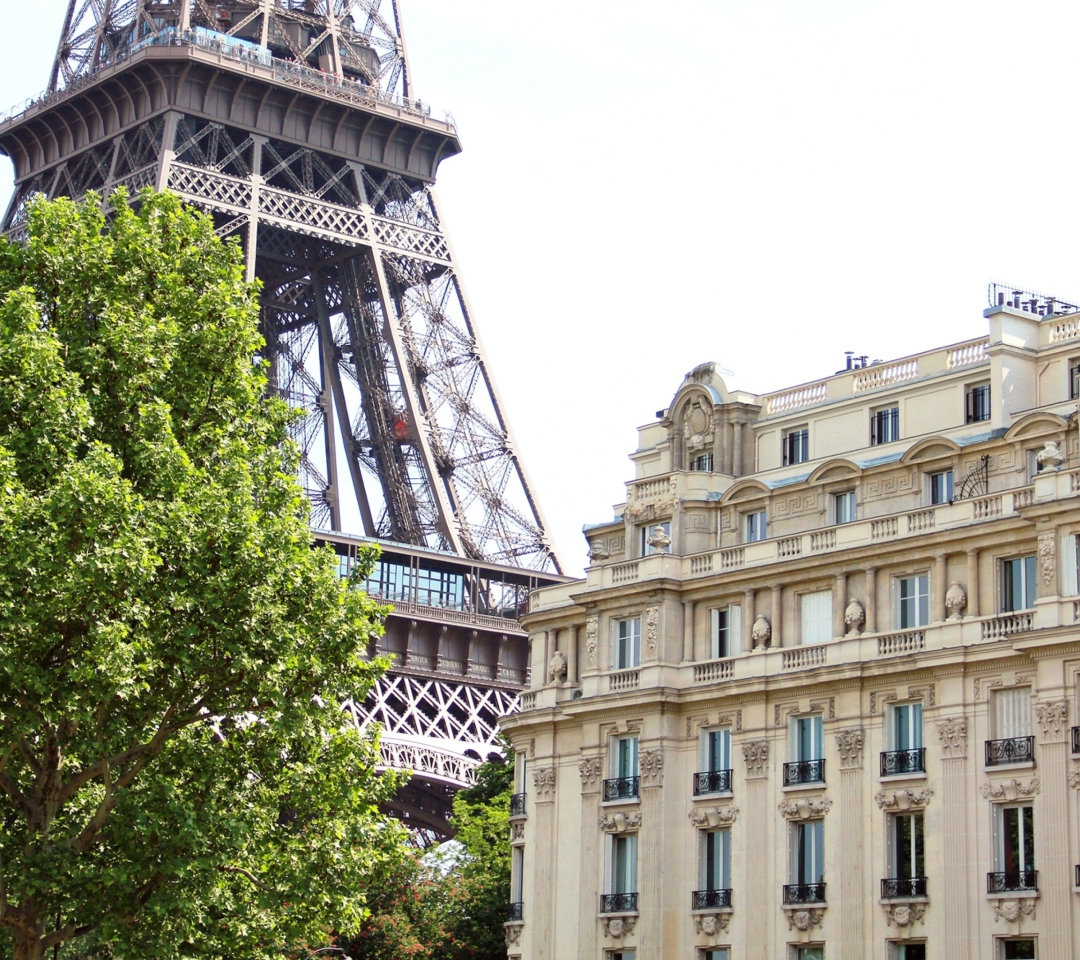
[2,1,1080,576]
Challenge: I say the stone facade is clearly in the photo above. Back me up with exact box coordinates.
[501,301,1080,960]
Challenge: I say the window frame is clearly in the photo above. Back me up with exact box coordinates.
[607,832,638,896]
[745,509,767,543]
[1071,359,1080,400]
[997,938,1038,960]
[790,714,825,763]
[690,452,714,472]
[966,382,991,423]
[799,589,833,645]
[889,943,927,960]
[710,604,742,659]
[613,617,642,670]
[699,826,732,892]
[992,687,1032,741]
[929,469,954,505]
[783,426,810,466]
[887,810,925,880]
[511,845,525,902]
[791,948,825,960]
[887,701,924,751]
[789,819,825,885]
[993,803,1035,875]
[701,727,732,775]
[871,405,900,445]
[1000,555,1037,612]
[833,489,857,524]
[611,735,639,780]
[894,573,930,629]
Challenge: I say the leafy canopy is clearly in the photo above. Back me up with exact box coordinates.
[0,191,403,960]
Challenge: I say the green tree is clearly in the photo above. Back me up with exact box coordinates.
[0,191,405,960]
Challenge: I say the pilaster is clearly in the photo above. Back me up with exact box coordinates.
[937,716,972,960]
[638,749,665,956]
[836,728,864,960]
[1035,700,1072,957]
[578,758,602,959]
[532,765,557,958]
[742,740,771,960]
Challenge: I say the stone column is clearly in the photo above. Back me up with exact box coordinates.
[864,566,877,633]
[771,584,783,646]
[835,729,865,960]
[937,717,972,960]
[683,601,696,661]
[544,630,556,683]
[567,625,579,684]
[966,549,980,617]
[833,572,847,638]
[578,758,603,960]
[638,750,665,956]
[742,740,771,960]
[743,589,755,652]
[933,552,948,622]
[1035,700,1072,956]
[732,421,744,478]
[532,765,558,958]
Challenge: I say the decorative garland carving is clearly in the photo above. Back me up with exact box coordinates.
[992,899,1036,923]
[694,913,731,935]
[785,908,824,931]
[778,796,833,819]
[586,617,598,667]
[884,903,926,927]
[1034,699,1069,743]
[579,757,603,793]
[980,778,1040,801]
[602,916,636,939]
[688,806,739,828]
[875,788,934,811]
[742,740,769,779]
[645,606,659,657]
[835,728,864,769]
[937,717,968,759]
[532,766,557,802]
[599,811,641,833]
[640,749,664,788]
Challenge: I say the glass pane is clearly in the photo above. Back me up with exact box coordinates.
[1003,559,1019,612]
[798,946,825,960]
[1003,940,1036,960]
[1022,806,1034,870]
[1003,806,1020,873]
[1023,555,1036,609]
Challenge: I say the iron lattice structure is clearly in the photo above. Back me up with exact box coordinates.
[1,0,563,838]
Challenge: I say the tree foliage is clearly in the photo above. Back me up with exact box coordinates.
[0,191,405,960]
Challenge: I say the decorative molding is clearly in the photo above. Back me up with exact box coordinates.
[504,923,523,946]
[884,903,926,928]
[1038,531,1056,589]
[532,766,556,802]
[778,796,833,819]
[742,740,769,779]
[511,821,525,842]
[980,777,1040,801]
[718,710,744,733]
[937,716,968,759]
[975,677,1002,701]
[784,908,825,931]
[1070,770,1080,790]
[945,581,967,621]
[688,806,739,828]
[1034,699,1069,743]
[844,599,865,637]
[602,916,636,939]
[693,913,731,936]
[908,684,936,707]
[644,605,659,657]
[835,728,864,769]
[599,811,642,832]
[640,749,664,788]
[875,788,934,811]
[809,697,836,720]
[586,616,598,667]
[992,899,1036,923]
[579,757,603,793]
[870,690,898,715]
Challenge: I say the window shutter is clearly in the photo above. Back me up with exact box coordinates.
[801,590,833,644]
[728,605,742,655]
[1062,534,1079,597]
[710,608,721,659]
[995,687,1032,739]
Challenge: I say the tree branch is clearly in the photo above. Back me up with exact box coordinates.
[218,865,280,895]
[41,922,98,949]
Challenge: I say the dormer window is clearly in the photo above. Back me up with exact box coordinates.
[690,453,713,472]
[966,383,991,423]
[783,427,809,465]
[871,407,900,446]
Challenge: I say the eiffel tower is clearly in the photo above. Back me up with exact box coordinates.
[0,1,563,840]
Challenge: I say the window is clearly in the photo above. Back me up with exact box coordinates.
[700,951,730,960]
[993,804,1035,879]
[888,812,925,880]
[791,715,824,763]
[888,702,923,752]
[1072,359,1080,399]
[1063,533,1080,596]
[609,953,637,960]
[703,728,732,774]
[710,605,742,658]
[700,828,731,891]
[639,521,670,556]
[790,820,825,885]
[993,687,1032,741]
[794,949,824,960]
[690,453,713,472]
[800,590,832,645]
[890,945,927,960]
[613,618,641,669]
[783,427,810,465]
[895,575,929,629]
[609,833,638,895]
[871,406,900,445]
[1001,556,1036,611]
[930,469,954,505]
[510,846,524,905]
[745,510,767,543]
[613,736,639,780]
[999,940,1036,959]
[514,753,528,794]
[833,490,856,524]
[966,383,991,423]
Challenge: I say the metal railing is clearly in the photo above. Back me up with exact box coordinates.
[987,870,1038,894]
[600,893,638,914]
[602,776,640,802]
[783,759,826,787]
[782,882,826,905]
[985,736,1035,767]
[509,793,526,818]
[505,902,524,922]
[880,748,926,777]
[693,769,733,796]
[692,888,733,910]
[881,877,927,899]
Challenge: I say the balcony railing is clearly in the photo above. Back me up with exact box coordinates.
[881,877,927,899]
[603,776,640,802]
[987,870,1038,894]
[880,748,926,777]
[692,888,733,910]
[505,902,524,922]
[509,793,526,818]
[600,892,638,914]
[1072,726,1080,755]
[985,736,1035,767]
[693,769,733,796]
[783,759,825,787]
[783,882,826,905]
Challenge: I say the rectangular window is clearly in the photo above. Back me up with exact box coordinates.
[710,605,742,658]
[702,728,732,774]
[700,951,730,960]
[889,812,925,879]
[613,618,641,670]
[639,521,671,556]
[891,945,927,960]
[1062,533,1079,596]
[783,427,810,465]
[1072,360,1080,400]
[888,702,924,751]
[994,688,1032,740]
[613,736,639,779]
[794,949,825,960]
[610,952,638,960]
[833,490,856,524]
[511,846,524,902]
[791,715,824,762]
[745,510,767,543]
[871,406,900,445]
[895,574,929,629]
[514,753,528,794]
[790,820,825,885]
[930,469,954,505]
[1001,556,1036,611]
[690,453,713,472]
[700,828,732,891]
[966,383,991,423]
[999,939,1037,959]
[994,804,1035,874]
[800,590,833,645]
[610,833,638,894]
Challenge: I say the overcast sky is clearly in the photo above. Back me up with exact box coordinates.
[2,1,1079,576]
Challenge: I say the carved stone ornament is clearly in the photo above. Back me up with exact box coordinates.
[579,756,603,792]
[599,811,642,832]
[622,489,646,519]
[1038,531,1056,589]
[647,526,671,554]
[980,777,1040,801]
[688,806,739,828]
[875,788,934,811]
[510,821,525,841]
[1034,699,1069,742]
[684,396,714,450]
[992,899,1036,923]
[835,728,864,769]
[884,903,926,927]
[588,539,610,562]
[784,908,824,931]
[602,916,636,939]
[694,913,731,935]
[778,796,833,819]
[644,605,660,656]
[1036,439,1065,472]
[586,617,598,667]
[742,740,769,778]
[657,478,679,514]
[945,581,967,621]
[843,599,865,637]
[504,923,523,946]
[751,615,772,648]
[937,716,968,759]
[532,766,557,802]
[640,749,664,787]
[1069,770,1080,790]
[547,649,567,684]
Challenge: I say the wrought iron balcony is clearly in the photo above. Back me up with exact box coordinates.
[985,736,1034,767]
[880,748,926,777]
[783,759,825,787]
[509,792,526,818]
[693,769,733,796]
[692,888,733,910]
[600,892,638,914]
[505,902,524,922]
[987,870,1038,894]
[603,776,640,802]
[783,882,826,905]
[1072,726,1080,755]
[881,877,928,899]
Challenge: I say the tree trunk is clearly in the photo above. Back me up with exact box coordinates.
[12,934,45,960]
